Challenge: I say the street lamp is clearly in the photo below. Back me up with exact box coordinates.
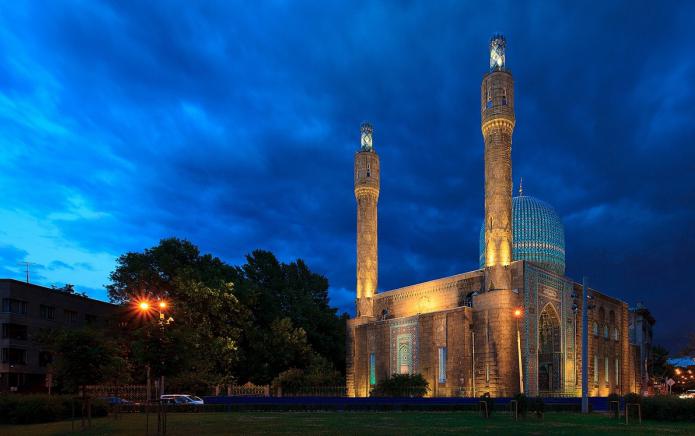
[514,307,524,394]
[134,299,174,401]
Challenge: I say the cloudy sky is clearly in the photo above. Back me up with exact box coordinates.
[0,1,693,351]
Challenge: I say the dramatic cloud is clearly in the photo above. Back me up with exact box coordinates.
[0,1,692,350]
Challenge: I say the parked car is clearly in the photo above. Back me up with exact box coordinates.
[679,390,695,399]
[99,396,132,405]
[160,394,204,405]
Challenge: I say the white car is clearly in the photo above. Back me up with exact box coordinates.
[678,390,695,399]
[160,394,204,405]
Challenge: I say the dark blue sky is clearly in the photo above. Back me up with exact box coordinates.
[0,1,693,351]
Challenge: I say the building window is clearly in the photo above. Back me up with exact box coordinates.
[366,162,371,177]
[438,347,447,383]
[604,325,609,339]
[501,88,508,105]
[486,363,490,384]
[2,298,27,315]
[39,351,53,367]
[1,347,27,365]
[64,310,78,324]
[613,327,619,341]
[40,305,55,320]
[369,353,376,386]
[593,355,599,384]
[592,322,598,336]
[1,323,28,340]
[605,356,609,384]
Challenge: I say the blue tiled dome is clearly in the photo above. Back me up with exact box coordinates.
[479,195,566,275]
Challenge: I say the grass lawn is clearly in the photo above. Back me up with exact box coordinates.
[2,412,695,435]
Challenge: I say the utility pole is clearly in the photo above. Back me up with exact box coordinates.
[18,261,34,284]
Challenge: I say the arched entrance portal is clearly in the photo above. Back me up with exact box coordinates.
[538,304,562,393]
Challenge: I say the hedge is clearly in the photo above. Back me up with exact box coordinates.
[641,396,695,422]
[0,395,107,425]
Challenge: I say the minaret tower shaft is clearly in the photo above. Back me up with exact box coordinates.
[354,122,379,318]
[481,35,515,291]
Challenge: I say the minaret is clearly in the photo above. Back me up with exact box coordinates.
[354,122,379,318]
[481,34,515,292]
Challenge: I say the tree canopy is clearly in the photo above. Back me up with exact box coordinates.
[107,238,347,389]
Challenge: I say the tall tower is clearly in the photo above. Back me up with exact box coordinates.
[354,122,380,318]
[481,34,515,292]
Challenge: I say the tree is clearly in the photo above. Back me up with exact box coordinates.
[107,238,248,389]
[650,345,674,381]
[107,239,348,389]
[39,328,125,394]
[233,250,348,380]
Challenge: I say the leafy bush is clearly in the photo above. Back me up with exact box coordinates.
[371,374,429,397]
[642,396,695,422]
[513,393,528,417]
[0,395,107,425]
[607,393,621,417]
[624,392,642,405]
[530,397,544,417]
[479,392,494,416]
[272,355,344,395]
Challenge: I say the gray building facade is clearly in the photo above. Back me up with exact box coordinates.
[0,279,117,393]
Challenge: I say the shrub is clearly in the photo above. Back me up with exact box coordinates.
[530,396,545,417]
[479,392,494,417]
[607,393,621,417]
[624,392,642,405]
[371,374,429,397]
[0,395,107,425]
[513,393,528,417]
[642,396,695,422]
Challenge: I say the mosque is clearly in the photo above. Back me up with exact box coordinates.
[346,36,648,398]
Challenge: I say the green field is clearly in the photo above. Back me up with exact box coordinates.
[2,412,694,435]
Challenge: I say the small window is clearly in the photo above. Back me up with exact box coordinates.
[613,327,619,341]
[2,298,27,315]
[592,322,598,336]
[605,356,610,384]
[438,347,447,383]
[64,310,78,324]
[1,323,28,340]
[369,353,376,386]
[486,100,493,109]
[485,363,490,384]
[1,347,27,365]
[40,305,55,320]
[501,88,508,106]
[604,325,609,339]
[366,162,371,178]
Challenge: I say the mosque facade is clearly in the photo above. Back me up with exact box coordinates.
[346,36,648,398]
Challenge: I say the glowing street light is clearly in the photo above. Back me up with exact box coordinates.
[139,301,150,311]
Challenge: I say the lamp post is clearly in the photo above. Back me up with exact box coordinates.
[514,308,524,395]
[136,299,174,401]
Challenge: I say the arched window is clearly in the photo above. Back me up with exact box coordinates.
[604,324,609,338]
[613,327,619,341]
[592,321,599,336]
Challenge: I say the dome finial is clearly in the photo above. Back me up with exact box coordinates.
[518,177,523,196]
